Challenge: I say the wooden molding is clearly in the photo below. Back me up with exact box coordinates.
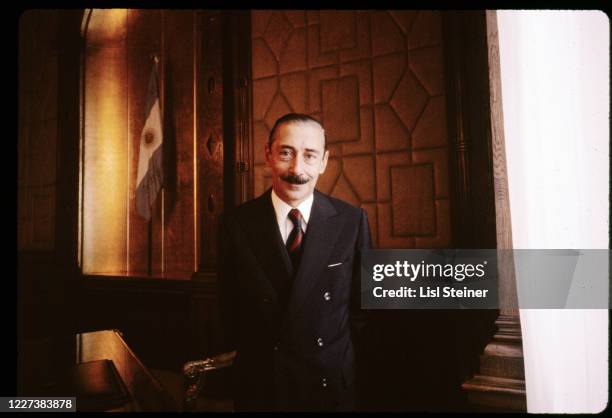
[459,11,526,412]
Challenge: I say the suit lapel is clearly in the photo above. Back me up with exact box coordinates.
[284,190,343,326]
[244,189,293,299]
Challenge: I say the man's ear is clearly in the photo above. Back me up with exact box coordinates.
[265,142,272,166]
[319,149,330,174]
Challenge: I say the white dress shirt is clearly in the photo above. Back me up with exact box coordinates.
[270,188,313,244]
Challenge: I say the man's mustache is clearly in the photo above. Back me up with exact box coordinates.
[281,174,311,185]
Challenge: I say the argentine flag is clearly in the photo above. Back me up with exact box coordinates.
[136,62,163,221]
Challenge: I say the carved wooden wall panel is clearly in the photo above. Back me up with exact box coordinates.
[197,11,225,272]
[251,10,451,248]
[162,11,197,277]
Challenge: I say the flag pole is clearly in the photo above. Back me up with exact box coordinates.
[157,51,165,276]
[147,217,152,276]
[161,188,164,275]
[137,53,162,277]
[148,53,159,278]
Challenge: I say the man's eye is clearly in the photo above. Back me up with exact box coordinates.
[279,150,292,158]
[305,154,316,161]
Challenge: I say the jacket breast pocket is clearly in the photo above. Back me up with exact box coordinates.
[324,259,352,299]
[325,260,348,280]
[326,256,352,273]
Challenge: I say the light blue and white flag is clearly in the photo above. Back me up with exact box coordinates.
[136,62,163,221]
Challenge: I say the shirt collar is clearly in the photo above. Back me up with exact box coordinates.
[271,188,314,225]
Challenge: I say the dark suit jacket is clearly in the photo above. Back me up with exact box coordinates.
[217,188,371,411]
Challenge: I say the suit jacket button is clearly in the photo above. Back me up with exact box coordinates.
[322,377,327,387]
[323,292,331,301]
[316,337,324,347]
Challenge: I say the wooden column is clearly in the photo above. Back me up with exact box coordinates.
[190,10,225,360]
[191,11,252,357]
[460,11,526,412]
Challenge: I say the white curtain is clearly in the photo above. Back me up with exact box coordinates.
[497,10,609,413]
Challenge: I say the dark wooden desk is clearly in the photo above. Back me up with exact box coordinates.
[18,329,177,412]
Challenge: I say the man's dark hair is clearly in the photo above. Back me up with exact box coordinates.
[267,113,326,148]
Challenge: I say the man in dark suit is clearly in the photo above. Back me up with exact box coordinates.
[217,113,371,411]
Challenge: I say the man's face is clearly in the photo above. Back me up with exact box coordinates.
[265,121,329,207]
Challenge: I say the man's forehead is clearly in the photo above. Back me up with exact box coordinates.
[276,121,325,143]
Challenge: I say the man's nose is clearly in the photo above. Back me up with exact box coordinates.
[289,154,305,174]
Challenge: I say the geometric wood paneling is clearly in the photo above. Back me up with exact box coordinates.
[315,157,342,195]
[284,10,306,29]
[375,152,411,201]
[342,106,375,155]
[377,203,415,249]
[280,72,308,113]
[307,24,337,69]
[374,104,410,151]
[329,174,361,208]
[388,10,419,36]
[320,11,357,52]
[415,199,451,248]
[390,69,429,132]
[251,10,273,37]
[339,12,371,63]
[371,11,405,56]
[252,39,277,79]
[373,53,405,104]
[412,96,448,149]
[251,10,451,249]
[322,76,360,143]
[409,46,445,96]
[407,10,442,50]
[413,147,450,198]
[391,165,435,236]
[264,94,292,128]
[343,155,376,202]
[252,77,277,120]
[280,27,307,74]
[307,66,338,113]
[340,59,372,106]
[263,12,292,61]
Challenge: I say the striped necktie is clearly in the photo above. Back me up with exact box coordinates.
[286,208,304,270]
